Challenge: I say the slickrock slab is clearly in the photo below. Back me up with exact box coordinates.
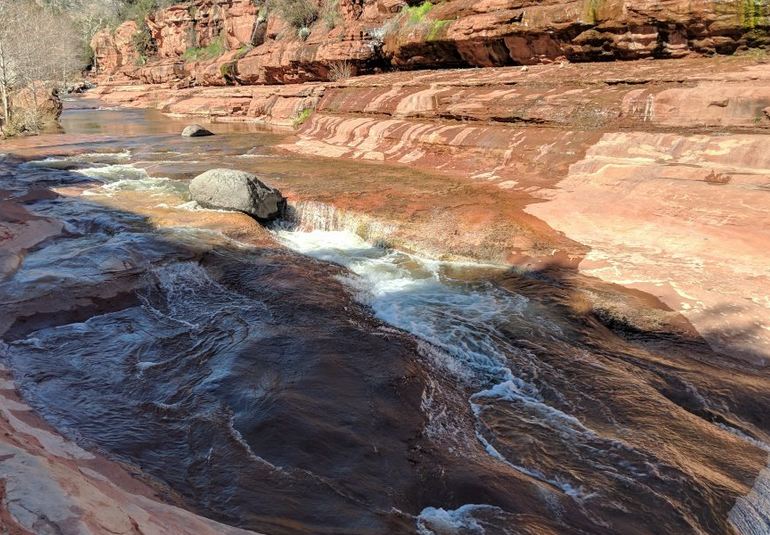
[88,56,770,363]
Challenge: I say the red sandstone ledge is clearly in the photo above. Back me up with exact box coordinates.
[88,56,770,364]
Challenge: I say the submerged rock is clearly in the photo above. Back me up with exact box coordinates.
[189,168,285,222]
[182,124,214,137]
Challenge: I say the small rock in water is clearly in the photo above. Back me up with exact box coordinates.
[181,124,214,137]
[189,168,286,222]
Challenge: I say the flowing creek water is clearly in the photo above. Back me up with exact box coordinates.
[0,98,769,535]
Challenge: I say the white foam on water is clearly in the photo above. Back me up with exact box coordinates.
[175,200,237,213]
[76,150,131,163]
[726,425,770,535]
[274,228,602,502]
[284,201,397,245]
[416,504,502,535]
[718,424,770,453]
[730,466,770,535]
[472,427,591,500]
[25,150,131,167]
[139,262,267,329]
[275,231,525,375]
[471,374,596,443]
[225,413,282,471]
[136,361,160,372]
[75,164,151,182]
[82,177,180,197]
[68,162,185,197]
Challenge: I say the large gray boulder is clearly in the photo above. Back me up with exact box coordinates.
[189,169,286,222]
[181,124,214,137]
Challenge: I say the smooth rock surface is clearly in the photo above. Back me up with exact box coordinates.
[182,124,214,137]
[189,168,286,221]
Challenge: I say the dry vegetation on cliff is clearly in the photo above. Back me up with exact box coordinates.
[0,1,81,136]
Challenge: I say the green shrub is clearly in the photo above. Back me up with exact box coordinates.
[183,34,226,61]
[741,0,770,28]
[132,22,157,57]
[120,0,181,60]
[381,2,455,44]
[584,0,603,24]
[426,19,451,41]
[293,107,314,128]
[121,0,176,24]
[220,61,236,78]
[403,1,433,24]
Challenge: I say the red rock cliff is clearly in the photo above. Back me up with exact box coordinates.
[91,21,141,78]
[91,0,770,86]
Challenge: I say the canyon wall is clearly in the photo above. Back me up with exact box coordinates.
[91,0,770,86]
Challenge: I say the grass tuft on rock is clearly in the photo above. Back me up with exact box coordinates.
[403,1,434,24]
[183,35,226,61]
[293,107,314,128]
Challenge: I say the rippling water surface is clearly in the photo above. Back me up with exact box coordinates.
[1,99,769,535]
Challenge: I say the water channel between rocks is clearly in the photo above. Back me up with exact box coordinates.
[0,98,768,535]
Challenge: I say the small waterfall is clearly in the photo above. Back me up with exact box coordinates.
[282,201,397,247]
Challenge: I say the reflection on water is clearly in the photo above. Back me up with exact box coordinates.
[0,99,769,535]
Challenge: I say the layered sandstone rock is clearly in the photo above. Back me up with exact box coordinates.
[90,21,140,79]
[91,0,770,87]
[9,83,63,122]
[3,83,64,135]
[148,0,260,58]
[382,0,770,68]
[89,82,325,127]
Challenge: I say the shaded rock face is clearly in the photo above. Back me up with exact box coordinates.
[189,169,286,221]
[92,0,770,86]
[148,0,260,59]
[182,124,214,137]
[90,21,140,78]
